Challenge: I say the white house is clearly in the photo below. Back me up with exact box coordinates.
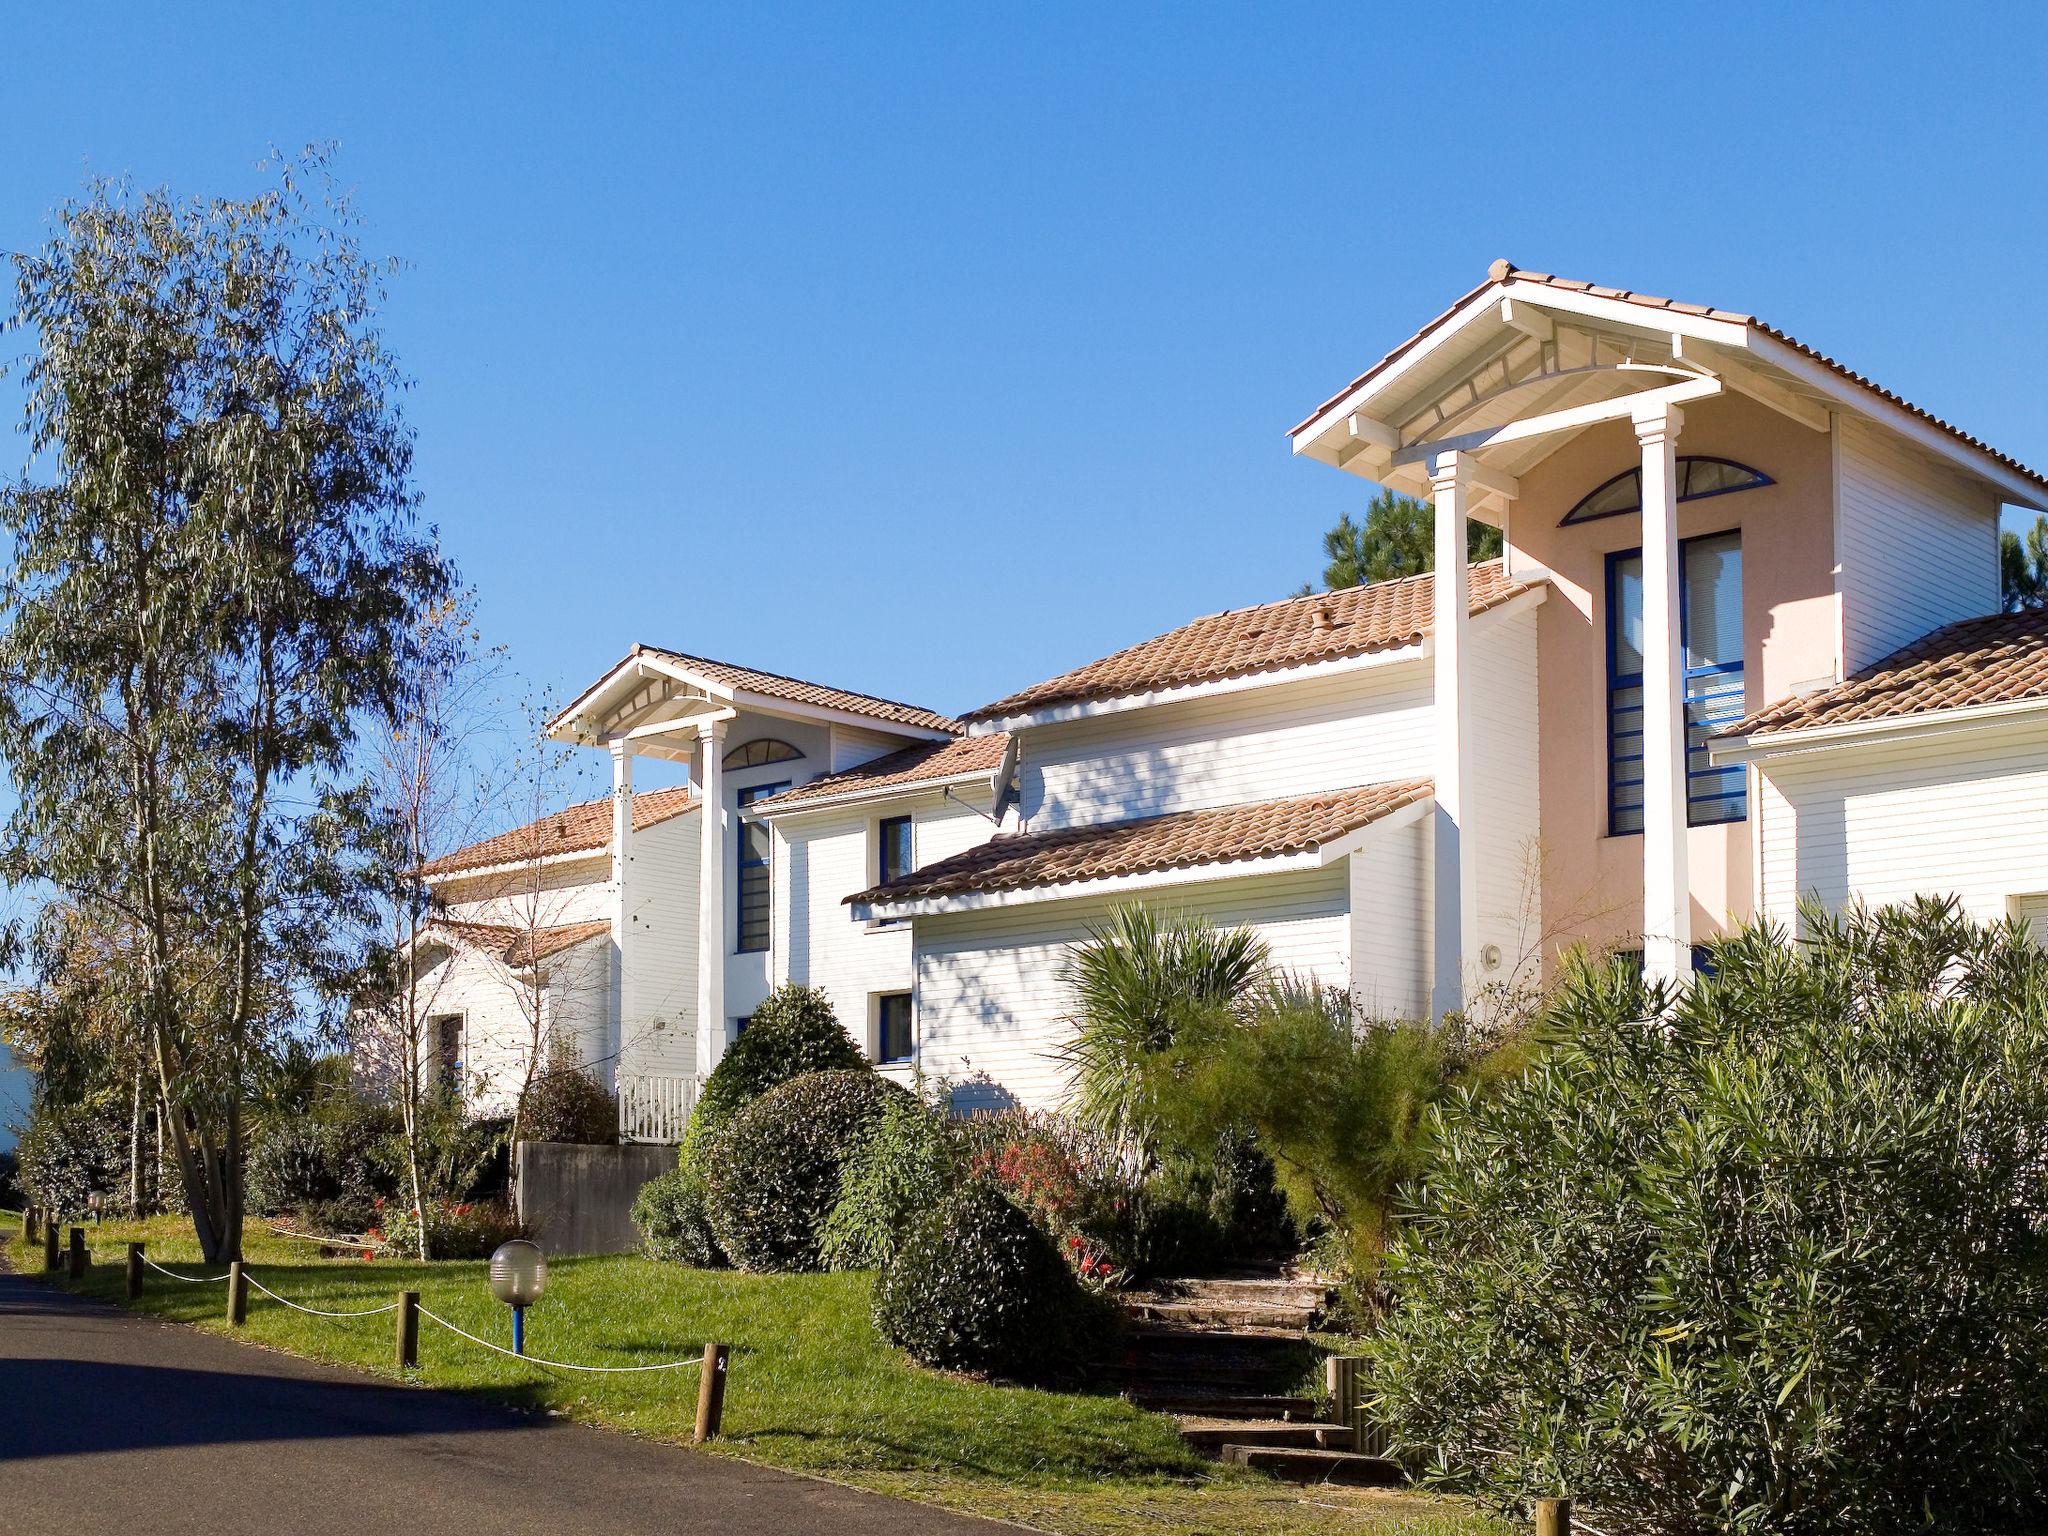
[440,260,2048,1132]
[408,648,967,1137]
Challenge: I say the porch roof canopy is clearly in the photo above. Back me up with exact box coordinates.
[548,643,960,763]
[1289,260,2048,514]
[848,778,1432,918]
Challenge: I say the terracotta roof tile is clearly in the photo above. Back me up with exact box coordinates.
[1291,260,2048,497]
[1728,608,2048,739]
[632,646,961,735]
[422,786,697,878]
[748,734,1011,813]
[428,919,613,968]
[963,562,1529,723]
[848,780,1431,907]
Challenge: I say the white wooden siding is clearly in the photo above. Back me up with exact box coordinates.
[914,866,1350,1111]
[1350,821,1429,1020]
[408,934,614,1115]
[830,724,906,772]
[1018,662,1434,831]
[622,811,700,1079]
[775,794,996,1059]
[1836,417,2000,672]
[442,858,613,927]
[1756,715,2048,930]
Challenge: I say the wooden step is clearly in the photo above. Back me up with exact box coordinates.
[1125,1391,1318,1419]
[1127,1298,1319,1330]
[1219,1444,1405,1486]
[1147,1278,1332,1309]
[1177,1418,1355,1456]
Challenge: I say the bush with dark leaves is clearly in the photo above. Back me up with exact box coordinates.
[874,1178,1112,1383]
[704,1069,909,1272]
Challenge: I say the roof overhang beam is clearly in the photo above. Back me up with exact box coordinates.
[1392,374,1724,469]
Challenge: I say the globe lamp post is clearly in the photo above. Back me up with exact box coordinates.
[489,1239,547,1355]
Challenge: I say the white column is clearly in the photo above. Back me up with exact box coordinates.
[695,718,728,1076]
[1634,402,1691,988]
[608,740,635,1084]
[1429,452,1478,1019]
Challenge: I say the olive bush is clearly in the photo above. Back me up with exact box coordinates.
[1370,898,2048,1535]
[704,1070,910,1272]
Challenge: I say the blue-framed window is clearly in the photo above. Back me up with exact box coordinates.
[1562,457,1772,526]
[735,782,789,952]
[1607,530,1745,835]
[876,992,914,1065]
[875,815,913,928]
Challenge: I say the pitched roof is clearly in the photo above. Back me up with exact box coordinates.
[1727,607,2048,739]
[963,562,1530,723]
[848,780,1432,907]
[1292,260,2048,498]
[428,919,613,968]
[747,733,1012,813]
[421,786,697,878]
[611,645,961,735]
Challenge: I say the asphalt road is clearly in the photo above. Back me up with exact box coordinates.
[0,1265,1003,1536]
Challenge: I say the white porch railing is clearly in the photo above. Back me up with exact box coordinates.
[618,1072,700,1144]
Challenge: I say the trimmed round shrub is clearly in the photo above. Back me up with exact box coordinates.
[679,984,867,1170]
[874,1179,1111,1383]
[632,1164,721,1267]
[704,1070,910,1272]
[518,1064,617,1145]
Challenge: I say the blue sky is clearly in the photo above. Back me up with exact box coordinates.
[4,2,2045,732]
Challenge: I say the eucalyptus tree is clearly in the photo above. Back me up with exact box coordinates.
[0,155,449,1261]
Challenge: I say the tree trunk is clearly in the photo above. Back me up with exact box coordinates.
[127,1066,145,1218]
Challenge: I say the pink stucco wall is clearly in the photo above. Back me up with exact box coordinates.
[1507,392,1839,966]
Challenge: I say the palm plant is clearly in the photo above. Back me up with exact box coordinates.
[1057,904,1268,1158]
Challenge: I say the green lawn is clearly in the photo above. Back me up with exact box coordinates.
[8,1213,1506,1536]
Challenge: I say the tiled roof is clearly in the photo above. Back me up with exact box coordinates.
[748,734,1012,813]
[1727,608,2048,739]
[428,919,613,968]
[1292,260,2048,498]
[421,786,697,878]
[629,645,961,735]
[848,780,1431,907]
[963,563,1530,722]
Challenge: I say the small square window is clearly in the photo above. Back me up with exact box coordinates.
[876,992,914,1065]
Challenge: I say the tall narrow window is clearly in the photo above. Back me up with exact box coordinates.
[1607,530,1745,834]
[432,1015,463,1090]
[876,992,914,1065]
[735,782,788,953]
[876,815,912,927]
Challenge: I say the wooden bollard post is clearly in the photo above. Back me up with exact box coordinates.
[19,1206,33,1242]
[693,1341,730,1443]
[43,1219,59,1271]
[126,1243,144,1300]
[226,1260,248,1325]
[67,1227,85,1279]
[395,1291,419,1368]
[1535,1497,1572,1536]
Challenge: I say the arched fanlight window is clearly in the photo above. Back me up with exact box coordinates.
[722,738,804,770]
[1560,457,1773,527]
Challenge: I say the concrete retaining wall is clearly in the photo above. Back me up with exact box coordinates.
[515,1141,676,1257]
